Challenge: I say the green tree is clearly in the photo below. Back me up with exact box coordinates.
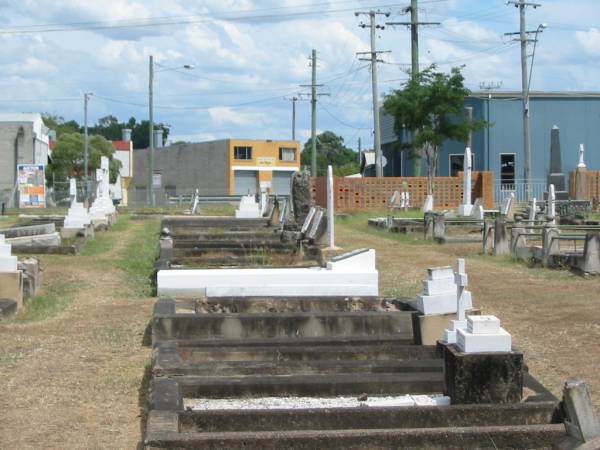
[383,65,485,193]
[301,131,360,176]
[47,132,121,183]
[42,114,82,138]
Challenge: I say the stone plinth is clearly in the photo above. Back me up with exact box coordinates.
[415,266,472,315]
[442,342,523,404]
[456,315,511,353]
[63,202,91,230]
[575,167,589,201]
[0,271,23,310]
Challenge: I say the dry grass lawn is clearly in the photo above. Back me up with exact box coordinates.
[0,212,598,450]
[338,214,600,409]
[0,216,158,449]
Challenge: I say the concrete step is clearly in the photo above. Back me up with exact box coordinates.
[169,256,314,268]
[156,372,445,400]
[172,247,297,257]
[153,355,443,376]
[170,296,397,314]
[163,216,270,229]
[158,342,434,364]
[152,310,414,342]
[173,240,294,249]
[146,410,565,449]
[177,400,559,432]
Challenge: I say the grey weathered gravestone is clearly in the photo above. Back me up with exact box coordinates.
[563,379,600,443]
[494,216,510,256]
[424,212,435,240]
[291,170,312,225]
[548,125,566,192]
[433,213,445,241]
[301,207,316,235]
[580,232,600,274]
[307,208,325,241]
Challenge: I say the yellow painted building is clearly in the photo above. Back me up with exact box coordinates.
[227,139,301,195]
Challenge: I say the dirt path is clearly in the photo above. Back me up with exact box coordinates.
[337,221,600,408]
[0,219,155,449]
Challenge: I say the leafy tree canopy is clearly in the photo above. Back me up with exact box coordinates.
[301,131,360,176]
[383,65,486,192]
[42,114,169,149]
[47,132,121,183]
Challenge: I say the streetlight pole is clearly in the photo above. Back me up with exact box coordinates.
[147,58,193,206]
[148,55,155,206]
[83,92,92,204]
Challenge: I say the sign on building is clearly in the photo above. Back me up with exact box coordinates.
[17,164,45,208]
[152,171,162,188]
[257,157,275,166]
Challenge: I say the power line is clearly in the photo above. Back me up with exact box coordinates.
[0,2,446,35]
[319,103,371,130]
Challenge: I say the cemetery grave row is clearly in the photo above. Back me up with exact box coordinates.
[142,166,599,449]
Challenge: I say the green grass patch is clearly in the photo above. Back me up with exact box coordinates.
[116,218,160,297]
[16,280,79,322]
[340,211,432,246]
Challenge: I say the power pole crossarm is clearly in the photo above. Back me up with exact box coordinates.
[386,0,439,177]
[505,0,543,201]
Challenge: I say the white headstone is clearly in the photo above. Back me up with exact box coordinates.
[100,155,109,171]
[416,264,473,316]
[458,147,473,216]
[442,258,471,344]
[548,184,556,224]
[326,165,335,248]
[69,178,77,197]
[501,192,515,215]
[578,143,587,169]
[423,195,434,213]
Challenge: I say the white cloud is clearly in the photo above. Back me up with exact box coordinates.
[208,106,265,126]
[575,28,600,55]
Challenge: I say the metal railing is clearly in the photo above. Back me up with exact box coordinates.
[494,179,547,204]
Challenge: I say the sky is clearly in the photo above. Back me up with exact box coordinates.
[1,0,600,150]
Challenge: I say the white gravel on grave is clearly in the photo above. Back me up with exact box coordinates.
[183,394,450,411]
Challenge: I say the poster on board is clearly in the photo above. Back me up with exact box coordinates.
[17,164,46,208]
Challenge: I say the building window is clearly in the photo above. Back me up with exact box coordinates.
[500,154,516,187]
[449,154,475,177]
[279,147,296,161]
[234,146,252,160]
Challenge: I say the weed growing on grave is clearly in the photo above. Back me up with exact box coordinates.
[16,280,78,322]
[115,218,160,297]
[79,214,130,256]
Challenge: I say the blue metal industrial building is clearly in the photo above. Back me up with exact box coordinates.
[380,92,600,200]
